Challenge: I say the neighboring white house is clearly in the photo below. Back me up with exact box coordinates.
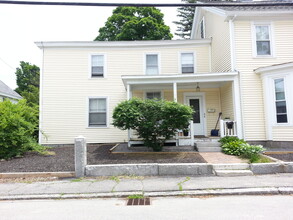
[0,80,22,103]
[36,2,293,148]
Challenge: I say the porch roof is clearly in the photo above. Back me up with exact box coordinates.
[121,72,238,88]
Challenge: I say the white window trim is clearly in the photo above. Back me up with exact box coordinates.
[178,52,197,74]
[143,90,164,100]
[251,21,275,58]
[88,53,107,79]
[86,96,109,128]
[144,52,161,75]
[200,17,206,39]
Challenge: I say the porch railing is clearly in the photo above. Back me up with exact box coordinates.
[220,119,237,137]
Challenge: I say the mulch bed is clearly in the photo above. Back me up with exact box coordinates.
[265,153,293,162]
[0,144,206,173]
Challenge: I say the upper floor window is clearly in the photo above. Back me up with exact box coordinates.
[181,53,194,74]
[200,17,205,39]
[274,78,287,123]
[146,54,159,75]
[146,91,161,100]
[88,98,107,127]
[91,55,105,77]
[254,25,272,56]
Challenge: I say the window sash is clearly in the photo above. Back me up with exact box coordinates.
[146,54,159,75]
[255,25,271,56]
[89,98,107,126]
[146,92,161,100]
[91,55,104,77]
[181,53,194,73]
[274,78,288,123]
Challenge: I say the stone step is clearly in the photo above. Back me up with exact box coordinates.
[214,169,253,177]
[197,147,222,152]
[213,163,250,170]
[195,142,221,148]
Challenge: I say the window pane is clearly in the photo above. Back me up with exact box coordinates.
[257,41,271,55]
[274,79,284,92]
[200,20,205,39]
[146,92,161,100]
[276,101,287,114]
[92,55,104,66]
[276,92,285,100]
[146,66,158,75]
[89,113,106,126]
[181,53,193,64]
[89,99,106,112]
[92,67,104,76]
[146,55,158,65]
[277,114,288,123]
[256,26,269,40]
[182,66,194,74]
[189,99,200,123]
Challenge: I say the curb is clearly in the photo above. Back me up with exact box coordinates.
[0,172,75,179]
[1,187,293,201]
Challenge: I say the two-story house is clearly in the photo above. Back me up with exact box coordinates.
[36,2,293,150]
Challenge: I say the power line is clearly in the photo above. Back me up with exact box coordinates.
[0,57,15,71]
[0,1,292,7]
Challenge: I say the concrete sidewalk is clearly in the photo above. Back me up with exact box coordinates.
[1,173,293,200]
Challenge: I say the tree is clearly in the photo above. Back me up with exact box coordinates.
[95,7,173,41]
[173,0,196,39]
[113,98,193,151]
[15,61,40,106]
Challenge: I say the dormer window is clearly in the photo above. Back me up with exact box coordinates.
[200,17,205,39]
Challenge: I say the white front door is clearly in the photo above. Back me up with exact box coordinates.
[186,96,205,136]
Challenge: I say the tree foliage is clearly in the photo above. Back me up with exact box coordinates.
[173,0,196,39]
[113,98,193,151]
[95,7,173,41]
[0,100,46,159]
[15,61,40,106]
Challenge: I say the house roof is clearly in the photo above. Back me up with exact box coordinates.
[254,61,293,74]
[0,80,22,100]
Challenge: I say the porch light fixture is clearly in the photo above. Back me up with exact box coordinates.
[196,82,200,92]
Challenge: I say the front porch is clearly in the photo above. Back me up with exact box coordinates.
[122,72,243,151]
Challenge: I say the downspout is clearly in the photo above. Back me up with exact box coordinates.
[229,15,245,140]
[39,42,44,144]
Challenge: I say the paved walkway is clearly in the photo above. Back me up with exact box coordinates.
[0,174,293,200]
[199,152,248,163]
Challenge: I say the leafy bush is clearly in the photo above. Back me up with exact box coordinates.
[218,136,244,146]
[221,136,265,163]
[0,100,46,159]
[113,98,193,151]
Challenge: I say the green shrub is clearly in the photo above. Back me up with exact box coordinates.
[0,100,46,159]
[112,98,193,151]
[221,140,246,156]
[218,136,244,146]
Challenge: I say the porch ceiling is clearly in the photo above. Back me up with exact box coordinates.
[121,72,238,89]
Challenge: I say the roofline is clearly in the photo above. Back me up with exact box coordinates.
[0,91,22,100]
[35,39,211,49]
[255,62,293,74]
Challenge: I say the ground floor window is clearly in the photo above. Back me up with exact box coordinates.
[88,98,107,127]
[274,78,288,123]
[146,91,161,100]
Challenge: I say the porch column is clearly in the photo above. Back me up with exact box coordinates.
[173,82,177,102]
[232,75,243,139]
[127,84,132,147]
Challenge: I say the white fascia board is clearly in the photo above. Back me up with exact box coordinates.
[191,7,201,39]
[226,11,293,20]
[202,6,226,17]
[122,72,238,88]
[35,39,211,49]
[0,92,22,100]
[255,62,293,75]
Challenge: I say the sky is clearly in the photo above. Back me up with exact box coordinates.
[0,0,182,89]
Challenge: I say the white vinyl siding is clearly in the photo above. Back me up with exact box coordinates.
[91,55,105,77]
[274,78,287,123]
[181,53,194,74]
[88,98,107,127]
[146,54,159,75]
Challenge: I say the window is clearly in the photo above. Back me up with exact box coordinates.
[255,25,271,56]
[181,53,194,74]
[89,98,107,127]
[274,78,287,123]
[200,18,205,39]
[91,55,104,77]
[146,54,159,75]
[146,92,161,100]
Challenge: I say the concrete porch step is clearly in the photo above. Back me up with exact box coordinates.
[197,147,222,152]
[214,169,253,177]
[213,163,250,170]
